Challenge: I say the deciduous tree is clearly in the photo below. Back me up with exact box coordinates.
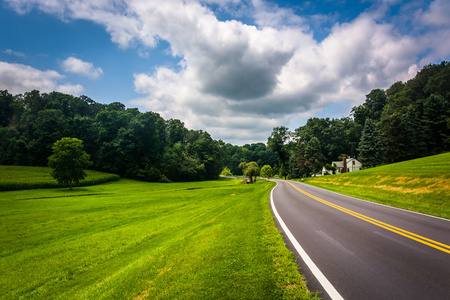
[260,165,273,178]
[268,126,290,169]
[48,137,92,189]
[239,161,260,183]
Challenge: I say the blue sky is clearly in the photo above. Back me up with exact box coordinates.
[1,0,449,145]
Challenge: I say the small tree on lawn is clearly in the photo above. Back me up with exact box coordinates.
[48,137,92,189]
[239,161,260,183]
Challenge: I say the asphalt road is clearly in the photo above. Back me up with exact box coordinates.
[270,180,450,300]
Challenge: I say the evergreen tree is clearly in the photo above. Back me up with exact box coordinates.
[379,112,409,163]
[290,141,307,178]
[304,137,325,176]
[358,119,381,168]
[421,94,450,154]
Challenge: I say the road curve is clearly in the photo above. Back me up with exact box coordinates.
[270,180,450,300]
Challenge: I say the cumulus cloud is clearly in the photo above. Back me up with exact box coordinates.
[419,0,450,27]
[56,83,85,94]
[0,61,62,94]
[5,0,450,144]
[61,56,103,79]
[0,61,84,95]
[251,0,305,28]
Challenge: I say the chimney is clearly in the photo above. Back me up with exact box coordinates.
[342,156,347,173]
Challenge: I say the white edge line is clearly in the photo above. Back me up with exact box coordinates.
[270,182,344,300]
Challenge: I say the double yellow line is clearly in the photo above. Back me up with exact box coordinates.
[288,182,450,254]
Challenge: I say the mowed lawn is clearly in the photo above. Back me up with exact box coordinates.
[0,178,315,299]
[0,165,119,191]
[302,153,450,219]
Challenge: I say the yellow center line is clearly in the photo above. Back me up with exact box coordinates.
[287,182,450,254]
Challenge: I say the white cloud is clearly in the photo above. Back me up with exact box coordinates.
[56,83,84,95]
[420,0,450,27]
[251,0,305,28]
[5,0,450,144]
[0,61,84,95]
[126,5,441,144]
[0,61,62,94]
[61,56,103,79]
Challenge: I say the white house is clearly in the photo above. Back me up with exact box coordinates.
[322,157,362,175]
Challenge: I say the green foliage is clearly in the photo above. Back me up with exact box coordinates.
[223,143,277,176]
[0,90,226,182]
[349,61,450,165]
[289,141,307,178]
[239,161,260,183]
[324,163,336,172]
[1,61,449,182]
[295,117,362,164]
[364,89,387,121]
[220,166,233,176]
[351,89,387,125]
[28,109,67,165]
[268,126,290,167]
[304,137,326,176]
[0,90,14,127]
[358,119,381,167]
[48,138,93,189]
[260,164,273,178]
[0,179,315,299]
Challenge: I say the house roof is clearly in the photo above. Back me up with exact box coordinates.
[332,157,361,168]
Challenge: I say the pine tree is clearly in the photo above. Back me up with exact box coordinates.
[358,119,381,168]
[305,137,325,176]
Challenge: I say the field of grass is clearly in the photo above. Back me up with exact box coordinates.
[0,165,120,191]
[0,178,317,299]
[300,153,450,219]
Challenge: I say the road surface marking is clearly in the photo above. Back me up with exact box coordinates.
[270,183,344,300]
[288,182,450,254]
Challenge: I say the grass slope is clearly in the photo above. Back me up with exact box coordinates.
[0,165,120,191]
[301,153,450,219]
[0,178,316,299]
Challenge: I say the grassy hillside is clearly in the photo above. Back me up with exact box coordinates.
[0,165,120,190]
[301,153,450,219]
[0,178,317,299]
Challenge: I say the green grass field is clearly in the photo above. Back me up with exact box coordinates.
[300,153,450,219]
[0,177,316,299]
[0,166,120,191]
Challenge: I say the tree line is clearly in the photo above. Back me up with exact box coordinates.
[1,61,448,181]
[0,90,226,182]
[267,61,450,178]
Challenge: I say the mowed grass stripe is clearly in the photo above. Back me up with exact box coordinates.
[0,165,120,191]
[0,179,316,299]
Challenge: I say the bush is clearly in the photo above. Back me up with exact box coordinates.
[220,167,233,176]
[260,165,273,178]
